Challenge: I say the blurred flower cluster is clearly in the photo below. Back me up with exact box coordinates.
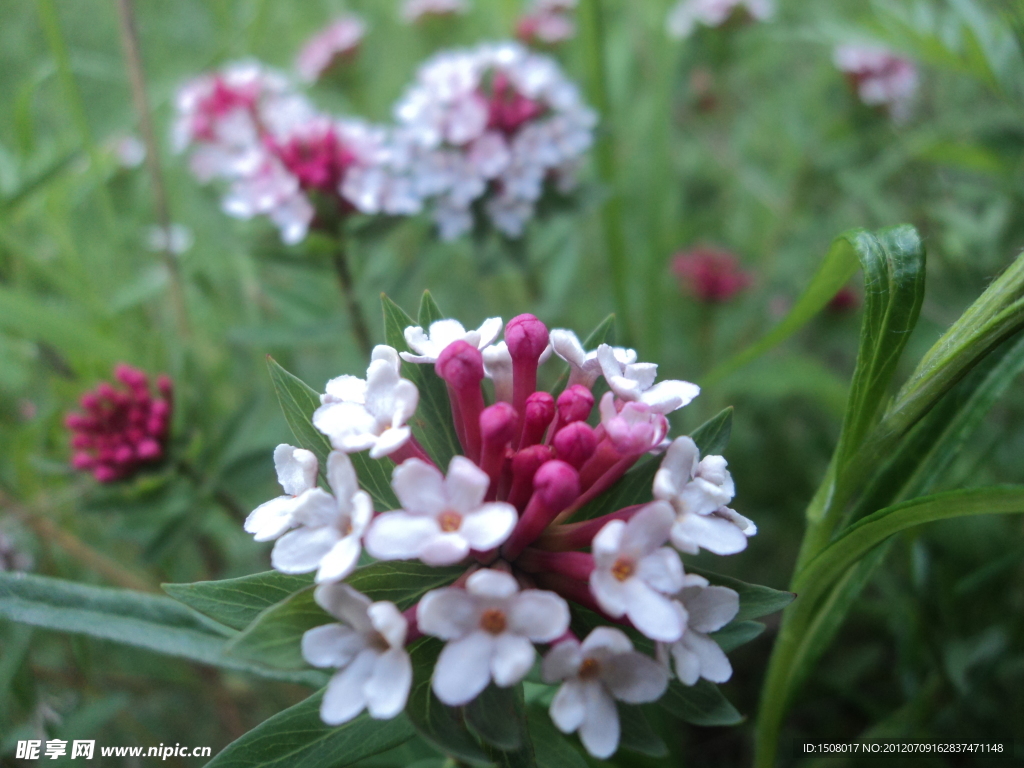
[666,0,775,39]
[834,44,918,123]
[244,311,756,758]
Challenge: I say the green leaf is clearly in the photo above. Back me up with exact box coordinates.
[659,679,743,726]
[405,638,490,765]
[526,706,587,768]
[687,567,794,622]
[0,573,324,688]
[382,294,462,467]
[466,684,526,750]
[417,290,446,328]
[227,588,327,670]
[571,407,734,522]
[344,561,466,611]
[712,620,766,652]
[164,571,314,631]
[267,357,398,511]
[617,705,668,757]
[205,690,415,768]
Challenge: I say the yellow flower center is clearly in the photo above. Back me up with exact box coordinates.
[611,556,635,582]
[438,510,463,533]
[480,609,508,634]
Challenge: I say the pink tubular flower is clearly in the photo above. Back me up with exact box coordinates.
[834,44,918,123]
[66,364,173,483]
[250,304,757,760]
[295,16,366,83]
[672,247,753,304]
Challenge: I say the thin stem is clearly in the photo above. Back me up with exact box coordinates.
[176,460,248,522]
[579,0,633,345]
[113,0,191,340]
[330,237,373,358]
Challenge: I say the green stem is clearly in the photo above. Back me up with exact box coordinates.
[579,0,633,346]
[330,235,373,359]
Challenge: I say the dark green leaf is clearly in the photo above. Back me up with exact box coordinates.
[405,638,490,765]
[382,294,462,467]
[659,679,743,726]
[345,561,465,611]
[267,357,398,510]
[686,567,794,622]
[163,571,314,631]
[205,690,415,768]
[0,573,324,688]
[690,406,734,456]
[466,684,526,750]
[712,620,766,652]
[227,589,328,670]
[617,705,667,757]
[525,707,587,768]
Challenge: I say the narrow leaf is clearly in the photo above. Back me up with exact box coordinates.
[344,561,465,611]
[466,684,526,750]
[687,567,794,622]
[659,679,743,726]
[712,620,766,652]
[164,571,314,631]
[617,705,668,757]
[526,706,587,768]
[227,589,327,670]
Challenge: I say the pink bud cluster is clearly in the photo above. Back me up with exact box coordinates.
[672,246,753,304]
[516,0,577,46]
[65,365,173,483]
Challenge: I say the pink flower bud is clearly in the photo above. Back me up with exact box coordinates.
[157,375,173,399]
[480,402,518,445]
[520,391,555,448]
[72,452,95,469]
[533,459,580,512]
[508,444,553,511]
[556,385,594,425]
[79,393,100,411]
[505,314,549,362]
[93,465,119,483]
[136,438,162,460]
[435,340,485,390]
[553,421,598,469]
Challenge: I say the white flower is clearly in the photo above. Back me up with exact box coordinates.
[653,437,755,556]
[542,627,668,759]
[834,44,918,123]
[657,576,739,685]
[549,330,635,389]
[365,457,517,565]
[666,0,774,39]
[400,0,469,23]
[418,569,570,705]
[321,346,401,406]
[270,452,373,583]
[400,317,503,364]
[313,355,419,458]
[597,344,699,414]
[221,153,315,245]
[590,502,686,642]
[295,16,366,82]
[302,583,412,724]
[244,444,330,542]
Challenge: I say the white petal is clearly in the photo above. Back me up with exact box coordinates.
[670,512,748,556]
[670,641,701,686]
[274,444,318,495]
[579,682,619,759]
[685,586,739,634]
[717,506,757,536]
[301,623,366,668]
[508,590,570,642]
[636,548,685,594]
[602,651,669,703]
[369,426,411,458]
[625,581,684,642]
[590,568,630,618]
[432,631,494,706]
[459,504,517,550]
[581,626,633,656]
[315,535,362,583]
[549,679,586,733]
[391,459,447,515]
[549,329,585,367]
[322,375,366,405]
[370,345,400,371]
[491,633,535,687]
[682,631,732,683]
[366,648,412,718]
[290,488,342,528]
[418,587,481,639]
[244,496,297,542]
[655,437,699,497]
[542,639,583,683]
[314,582,373,630]
[364,512,440,561]
[313,402,378,451]
[640,379,700,413]
[272,526,340,573]
[445,456,490,513]
[591,519,625,558]
[320,648,377,725]
[418,532,471,565]
[467,569,519,599]
[621,502,674,555]
[475,317,504,349]
[326,451,360,500]
[596,343,625,380]
[368,601,408,649]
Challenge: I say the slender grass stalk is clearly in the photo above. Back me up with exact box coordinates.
[113,0,192,340]
[35,0,119,233]
[579,0,634,346]
[176,460,248,523]
[330,234,373,358]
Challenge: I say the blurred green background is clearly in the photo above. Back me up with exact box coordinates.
[1,0,1023,765]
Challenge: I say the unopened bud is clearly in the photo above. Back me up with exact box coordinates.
[553,421,598,469]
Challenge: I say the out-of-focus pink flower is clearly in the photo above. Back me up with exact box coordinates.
[672,247,753,304]
[295,16,366,83]
[517,0,576,45]
[400,0,468,23]
[666,0,774,39]
[834,44,918,123]
[65,365,173,483]
[827,285,860,313]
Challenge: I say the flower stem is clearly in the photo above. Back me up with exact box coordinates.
[537,504,643,550]
[330,236,373,359]
[113,0,191,341]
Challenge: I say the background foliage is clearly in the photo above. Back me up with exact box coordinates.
[1,0,1023,765]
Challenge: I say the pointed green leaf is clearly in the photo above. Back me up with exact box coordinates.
[227,588,326,670]
[466,684,526,750]
[205,690,414,768]
[690,406,734,456]
[164,571,314,631]
[617,705,668,757]
[382,294,462,467]
[526,707,587,768]
[344,561,465,610]
[687,567,795,622]
[659,679,743,726]
[712,620,766,652]
[267,357,398,510]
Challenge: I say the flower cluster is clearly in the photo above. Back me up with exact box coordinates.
[833,44,918,124]
[390,41,596,239]
[672,247,753,304]
[65,365,173,483]
[516,0,577,46]
[175,41,594,243]
[246,310,756,758]
[295,15,366,83]
[401,0,469,24]
[666,0,774,39]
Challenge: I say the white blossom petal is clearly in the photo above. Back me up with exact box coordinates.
[432,631,495,705]
[507,590,570,642]
[301,623,366,668]
[320,648,377,724]
[549,679,587,732]
[491,633,536,686]
[366,648,413,718]
[579,682,620,759]
[365,512,441,561]
[274,444,318,496]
